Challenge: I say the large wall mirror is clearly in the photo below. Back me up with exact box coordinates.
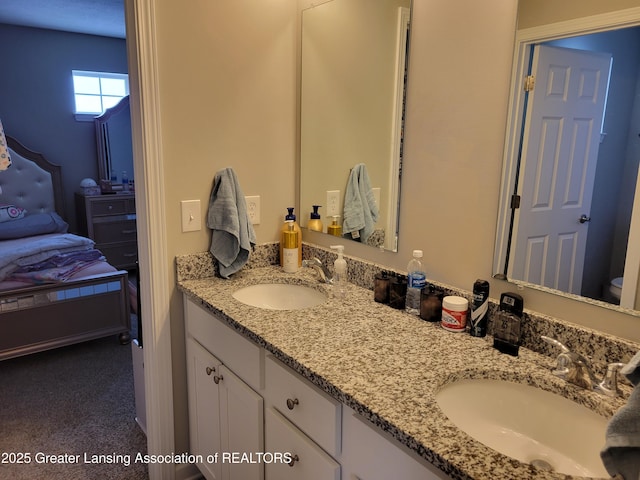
[299,0,411,252]
[95,95,134,186]
[494,1,640,315]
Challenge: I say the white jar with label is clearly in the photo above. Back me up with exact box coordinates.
[441,296,469,332]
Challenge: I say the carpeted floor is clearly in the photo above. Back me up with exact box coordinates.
[0,323,148,480]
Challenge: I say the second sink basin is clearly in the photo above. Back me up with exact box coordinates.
[435,378,609,477]
[232,283,327,310]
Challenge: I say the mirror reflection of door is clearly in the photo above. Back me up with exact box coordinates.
[511,45,612,294]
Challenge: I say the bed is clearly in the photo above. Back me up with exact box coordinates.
[0,135,131,361]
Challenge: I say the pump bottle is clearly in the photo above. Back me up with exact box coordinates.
[307,205,323,232]
[280,207,302,268]
[327,215,342,237]
[331,245,347,299]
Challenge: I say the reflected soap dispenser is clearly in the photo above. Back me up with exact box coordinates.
[331,245,347,299]
[327,215,342,237]
[308,205,323,232]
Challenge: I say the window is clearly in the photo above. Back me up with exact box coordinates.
[72,70,129,119]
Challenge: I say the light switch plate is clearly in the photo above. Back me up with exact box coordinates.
[181,200,201,232]
[245,195,261,224]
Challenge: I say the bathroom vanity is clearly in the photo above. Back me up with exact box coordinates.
[178,255,634,480]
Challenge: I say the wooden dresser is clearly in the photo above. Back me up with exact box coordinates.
[75,192,138,270]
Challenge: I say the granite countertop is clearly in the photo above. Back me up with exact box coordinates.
[178,266,625,480]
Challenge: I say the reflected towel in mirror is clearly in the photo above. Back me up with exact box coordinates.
[207,167,255,278]
[342,163,378,243]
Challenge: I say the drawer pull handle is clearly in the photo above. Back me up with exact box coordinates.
[108,205,113,210]
[123,253,138,257]
[213,374,224,384]
[121,229,137,234]
[286,398,299,410]
[288,454,299,467]
[205,367,215,376]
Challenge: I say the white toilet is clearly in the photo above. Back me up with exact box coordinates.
[609,276,623,302]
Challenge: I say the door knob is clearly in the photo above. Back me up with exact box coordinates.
[579,214,591,224]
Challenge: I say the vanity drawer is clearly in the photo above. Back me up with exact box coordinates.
[185,298,262,391]
[265,407,340,480]
[265,355,341,457]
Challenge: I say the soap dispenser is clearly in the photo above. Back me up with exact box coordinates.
[280,207,302,268]
[307,205,323,232]
[327,215,342,237]
[330,245,347,299]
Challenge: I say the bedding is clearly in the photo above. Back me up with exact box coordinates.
[0,204,26,222]
[0,212,68,239]
[0,233,95,281]
[0,135,131,360]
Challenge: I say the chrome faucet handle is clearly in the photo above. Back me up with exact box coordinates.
[595,362,626,398]
[541,336,571,377]
[541,336,595,387]
[301,257,332,283]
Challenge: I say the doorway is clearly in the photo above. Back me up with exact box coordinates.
[495,18,640,309]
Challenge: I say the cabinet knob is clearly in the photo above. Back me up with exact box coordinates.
[286,398,299,410]
[205,366,215,376]
[213,374,224,384]
[288,454,299,467]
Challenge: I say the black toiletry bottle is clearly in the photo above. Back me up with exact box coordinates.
[469,279,490,337]
[389,274,408,309]
[374,271,390,304]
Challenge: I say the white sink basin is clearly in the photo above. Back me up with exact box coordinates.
[435,378,609,477]
[232,283,327,310]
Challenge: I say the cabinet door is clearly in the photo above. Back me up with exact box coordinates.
[265,408,340,480]
[186,338,223,480]
[219,364,264,480]
[342,408,448,480]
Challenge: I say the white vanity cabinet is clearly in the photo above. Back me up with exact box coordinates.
[264,354,342,479]
[184,295,447,480]
[185,300,264,480]
[341,407,450,480]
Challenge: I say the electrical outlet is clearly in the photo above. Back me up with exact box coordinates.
[326,190,340,217]
[181,200,201,232]
[245,195,261,224]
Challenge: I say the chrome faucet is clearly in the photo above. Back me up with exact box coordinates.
[541,336,625,397]
[302,257,333,284]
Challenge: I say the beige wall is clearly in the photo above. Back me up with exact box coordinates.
[518,0,640,29]
[149,0,640,456]
[154,0,298,453]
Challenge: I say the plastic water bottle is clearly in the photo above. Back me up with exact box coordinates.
[406,250,426,315]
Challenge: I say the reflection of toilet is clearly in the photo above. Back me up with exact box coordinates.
[609,277,623,301]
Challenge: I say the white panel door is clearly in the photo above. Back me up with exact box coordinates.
[511,45,612,294]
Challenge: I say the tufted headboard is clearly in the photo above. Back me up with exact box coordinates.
[0,136,66,220]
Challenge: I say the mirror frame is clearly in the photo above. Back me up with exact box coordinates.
[95,95,132,183]
[298,0,411,252]
[494,6,640,316]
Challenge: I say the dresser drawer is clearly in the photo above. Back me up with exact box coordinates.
[185,298,263,391]
[99,243,138,268]
[265,355,341,457]
[93,219,137,244]
[265,408,340,480]
[90,198,132,216]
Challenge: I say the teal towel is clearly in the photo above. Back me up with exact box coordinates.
[206,168,255,278]
[342,163,379,243]
[600,350,640,480]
